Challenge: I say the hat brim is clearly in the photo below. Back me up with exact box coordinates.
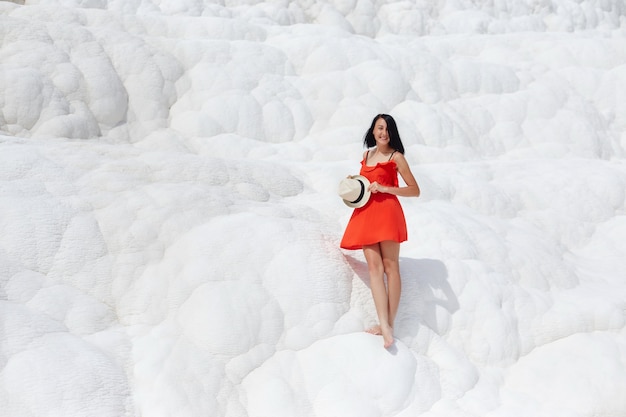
[342,175,371,208]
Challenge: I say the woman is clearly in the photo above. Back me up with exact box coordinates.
[340,114,420,348]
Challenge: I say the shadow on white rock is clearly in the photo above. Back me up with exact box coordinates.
[344,254,457,339]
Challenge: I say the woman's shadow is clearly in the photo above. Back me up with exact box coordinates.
[345,255,458,340]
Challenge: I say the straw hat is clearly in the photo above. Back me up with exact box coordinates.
[338,175,371,208]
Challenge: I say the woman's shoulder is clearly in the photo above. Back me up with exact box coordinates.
[389,151,410,169]
[390,150,405,161]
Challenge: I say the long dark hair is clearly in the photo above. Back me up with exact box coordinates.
[363,114,405,154]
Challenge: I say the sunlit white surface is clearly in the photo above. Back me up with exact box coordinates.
[1,1,626,416]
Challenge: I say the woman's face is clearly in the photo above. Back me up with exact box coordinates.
[374,117,389,146]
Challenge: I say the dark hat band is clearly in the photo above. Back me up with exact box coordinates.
[349,179,366,204]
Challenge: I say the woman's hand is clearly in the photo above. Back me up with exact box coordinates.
[369,181,387,194]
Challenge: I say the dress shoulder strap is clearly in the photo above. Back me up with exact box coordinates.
[365,150,370,162]
[388,150,397,161]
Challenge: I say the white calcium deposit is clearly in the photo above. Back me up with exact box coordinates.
[1,1,625,416]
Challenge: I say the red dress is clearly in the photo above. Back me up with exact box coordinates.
[340,155,408,250]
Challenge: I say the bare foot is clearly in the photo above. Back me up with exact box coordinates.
[381,326,394,349]
[365,325,382,335]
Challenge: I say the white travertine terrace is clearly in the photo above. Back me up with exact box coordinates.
[1,1,625,416]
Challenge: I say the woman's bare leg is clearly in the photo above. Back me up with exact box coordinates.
[380,240,401,329]
[363,243,394,348]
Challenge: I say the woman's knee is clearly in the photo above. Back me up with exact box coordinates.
[368,259,385,277]
[382,258,399,275]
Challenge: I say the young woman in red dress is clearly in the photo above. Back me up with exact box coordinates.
[341,114,420,348]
